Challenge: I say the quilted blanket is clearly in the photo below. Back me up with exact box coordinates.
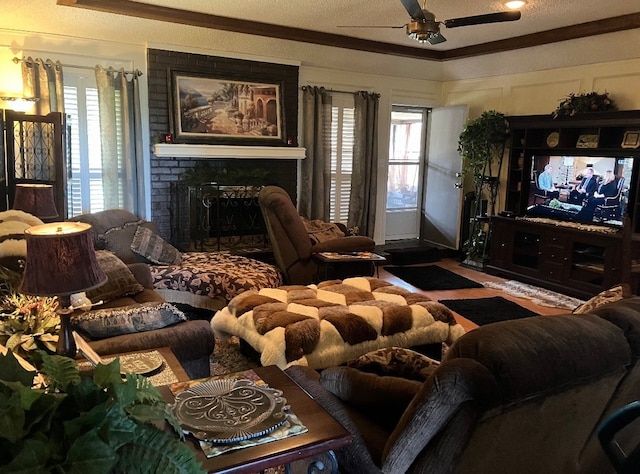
[211,277,465,369]
[150,252,283,310]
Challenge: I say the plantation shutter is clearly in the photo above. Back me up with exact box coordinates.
[329,94,355,224]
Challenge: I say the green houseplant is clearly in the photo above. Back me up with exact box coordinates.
[457,111,511,264]
[0,350,204,474]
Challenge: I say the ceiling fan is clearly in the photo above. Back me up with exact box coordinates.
[341,0,522,45]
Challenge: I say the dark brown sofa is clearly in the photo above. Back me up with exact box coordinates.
[286,297,640,474]
[74,262,214,379]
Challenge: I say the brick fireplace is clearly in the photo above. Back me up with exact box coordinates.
[147,48,300,248]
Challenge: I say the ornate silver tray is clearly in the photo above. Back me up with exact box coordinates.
[173,379,287,443]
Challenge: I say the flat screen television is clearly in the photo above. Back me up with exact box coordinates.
[525,155,635,228]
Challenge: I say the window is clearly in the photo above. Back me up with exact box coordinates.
[387,107,427,211]
[329,94,355,223]
[63,72,106,216]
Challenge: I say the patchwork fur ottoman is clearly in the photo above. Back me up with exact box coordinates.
[211,277,465,369]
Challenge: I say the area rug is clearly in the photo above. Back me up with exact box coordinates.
[385,264,484,291]
[439,296,539,326]
[210,336,258,376]
[482,280,585,310]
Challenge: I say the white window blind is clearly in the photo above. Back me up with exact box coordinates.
[329,95,355,223]
[64,74,105,216]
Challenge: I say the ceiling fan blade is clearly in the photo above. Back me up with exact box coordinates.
[428,32,447,45]
[444,11,521,28]
[400,0,427,22]
[337,25,406,29]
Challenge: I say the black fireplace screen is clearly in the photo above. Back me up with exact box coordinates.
[170,182,268,252]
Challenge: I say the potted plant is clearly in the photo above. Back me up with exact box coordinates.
[552,91,617,118]
[0,350,204,473]
[457,111,511,264]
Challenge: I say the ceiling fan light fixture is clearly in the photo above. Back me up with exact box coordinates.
[504,1,526,9]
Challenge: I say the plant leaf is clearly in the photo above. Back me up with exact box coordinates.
[65,429,118,474]
[0,351,35,386]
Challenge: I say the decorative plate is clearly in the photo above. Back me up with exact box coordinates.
[546,131,560,148]
[119,352,163,375]
[173,379,287,443]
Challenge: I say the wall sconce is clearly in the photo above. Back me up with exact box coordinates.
[1,96,39,113]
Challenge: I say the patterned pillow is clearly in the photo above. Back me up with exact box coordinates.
[101,220,158,264]
[71,301,186,339]
[573,284,631,314]
[347,346,440,382]
[130,226,182,265]
[86,251,144,304]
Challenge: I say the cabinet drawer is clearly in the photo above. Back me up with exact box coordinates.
[540,261,565,280]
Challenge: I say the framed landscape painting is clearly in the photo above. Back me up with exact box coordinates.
[170,70,285,144]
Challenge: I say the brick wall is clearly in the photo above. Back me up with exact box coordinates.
[146,48,299,240]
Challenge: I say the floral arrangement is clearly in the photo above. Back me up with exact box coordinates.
[0,293,60,360]
[553,91,617,118]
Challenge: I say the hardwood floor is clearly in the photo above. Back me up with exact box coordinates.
[377,258,569,333]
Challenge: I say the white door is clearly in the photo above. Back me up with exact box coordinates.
[421,105,468,249]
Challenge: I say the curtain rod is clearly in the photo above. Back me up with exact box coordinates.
[301,85,355,95]
[12,57,143,77]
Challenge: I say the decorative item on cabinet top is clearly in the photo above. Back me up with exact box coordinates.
[576,134,599,148]
[622,130,640,149]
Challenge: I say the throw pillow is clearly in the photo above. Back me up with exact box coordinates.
[130,226,182,265]
[573,284,631,314]
[347,346,440,382]
[86,251,144,304]
[71,301,186,339]
[101,220,158,264]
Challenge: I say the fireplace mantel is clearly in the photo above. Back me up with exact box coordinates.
[154,143,306,160]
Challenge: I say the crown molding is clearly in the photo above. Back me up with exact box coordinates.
[58,0,640,61]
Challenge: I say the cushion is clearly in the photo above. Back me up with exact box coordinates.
[572,284,631,314]
[320,366,421,430]
[101,220,158,264]
[71,301,187,339]
[86,251,144,303]
[131,226,182,265]
[347,346,440,382]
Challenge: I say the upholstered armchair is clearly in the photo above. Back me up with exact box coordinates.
[258,185,376,284]
[286,311,636,474]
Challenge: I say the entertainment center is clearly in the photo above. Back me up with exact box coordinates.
[486,110,640,298]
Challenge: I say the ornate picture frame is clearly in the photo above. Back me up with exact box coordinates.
[169,70,285,145]
[621,130,640,149]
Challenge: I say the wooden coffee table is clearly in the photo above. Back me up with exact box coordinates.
[158,365,352,473]
[314,251,387,280]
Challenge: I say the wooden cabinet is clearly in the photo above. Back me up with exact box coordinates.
[487,216,623,299]
[504,110,640,232]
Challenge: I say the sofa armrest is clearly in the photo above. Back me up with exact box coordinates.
[311,236,376,253]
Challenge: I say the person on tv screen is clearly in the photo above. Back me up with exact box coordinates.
[569,167,598,204]
[538,164,559,198]
[576,170,619,221]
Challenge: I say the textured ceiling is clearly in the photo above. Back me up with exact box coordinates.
[140,0,640,51]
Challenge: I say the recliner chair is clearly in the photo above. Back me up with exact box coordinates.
[258,186,376,284]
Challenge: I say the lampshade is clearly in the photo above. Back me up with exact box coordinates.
[13,184,59,220]
[1,96,39,113]
[18,222,107,300]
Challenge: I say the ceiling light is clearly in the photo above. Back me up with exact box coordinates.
[505,1,527,9]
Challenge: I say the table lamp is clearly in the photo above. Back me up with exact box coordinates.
[18,222,107,358]
[13,183,59,221]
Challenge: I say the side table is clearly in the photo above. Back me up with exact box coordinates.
[313,251,387,281]
[76,346,190,385]
[158,365,351,473]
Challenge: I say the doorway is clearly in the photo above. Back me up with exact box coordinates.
[385,106,427,241]
[384,105,468,248]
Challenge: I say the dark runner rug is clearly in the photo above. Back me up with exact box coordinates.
[439,296,539,326]
[385,265,484,291]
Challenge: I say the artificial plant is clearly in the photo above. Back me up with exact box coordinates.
[457,110,511,263]
[0,350,204,474]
